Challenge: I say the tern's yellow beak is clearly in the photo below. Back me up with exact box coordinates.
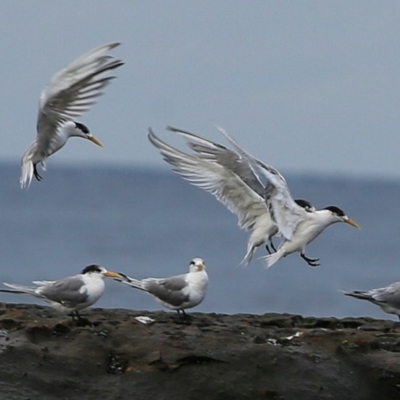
[88,135,103,147]
[197,263,206,271]
[345,218,360,229]
[103,271,123,278]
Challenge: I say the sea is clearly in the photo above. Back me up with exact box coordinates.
[0,161,399,321]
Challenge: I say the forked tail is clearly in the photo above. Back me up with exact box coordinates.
[260,249,284,269]
[20,159,34,189]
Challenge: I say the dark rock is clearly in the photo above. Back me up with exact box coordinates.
[0,303,399,399]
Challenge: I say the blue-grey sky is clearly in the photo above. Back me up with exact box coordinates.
[1,1,400,178]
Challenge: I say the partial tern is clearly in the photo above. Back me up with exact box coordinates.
[148,127,312,265]
[343,282,400,320]
[20,42,124,188]
[0,265,122,321]
[116,258,208,317]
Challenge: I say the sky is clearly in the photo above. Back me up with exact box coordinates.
[1,1,400,178]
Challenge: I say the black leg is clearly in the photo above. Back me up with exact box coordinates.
[300,253,320,267]
[33,164,43,181]
[176,309,189,320]
[266,239,277,255]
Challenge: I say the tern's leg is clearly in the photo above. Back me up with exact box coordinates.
[300,253,320,267]
[266,239,277,254]
[176,309,188,320]
[33,164,43,181]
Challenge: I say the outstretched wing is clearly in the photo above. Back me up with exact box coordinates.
[216,126,306,240]
[37,42,124,150]
[148,128,269,232]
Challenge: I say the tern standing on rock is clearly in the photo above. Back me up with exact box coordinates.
[0,265,122,321]
[20,42,124,188]
[117,258,208,318]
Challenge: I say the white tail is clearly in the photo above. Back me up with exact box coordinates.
[121,277,146,292]
[260,249,284,269]
[20,159,34,189]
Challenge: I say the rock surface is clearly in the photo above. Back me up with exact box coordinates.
[0,303,399,400]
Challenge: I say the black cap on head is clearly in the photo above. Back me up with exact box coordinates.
[324,206,345,217]
[81,264,102,274]
[294,199,314,211]
[75,122,90,134]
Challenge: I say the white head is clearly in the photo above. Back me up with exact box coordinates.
[189,258,206,273]
[69,122,103,147]
[81,264,122,279]
[322,206,360,228]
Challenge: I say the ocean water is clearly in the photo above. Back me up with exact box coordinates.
[0,162,399,320]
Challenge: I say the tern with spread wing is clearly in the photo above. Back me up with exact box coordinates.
[149,126,359,268]
[0,265,122,321]
[148,127,313,265]
[343,282,400,320]
[117,258,208,317]
[20,42,124,188]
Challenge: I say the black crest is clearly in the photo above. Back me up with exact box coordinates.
[294,199,314,211]
[81,264,102,274]
[324,206,345,217]
[75,122,90,134]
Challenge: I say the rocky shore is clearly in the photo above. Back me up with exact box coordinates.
[0,303,399,400]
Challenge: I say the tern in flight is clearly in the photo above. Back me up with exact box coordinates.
[116,258,208,318]
[148,127,313,265]
[20,42,124,188]
[148,126,359,268]
[0,265,122,321]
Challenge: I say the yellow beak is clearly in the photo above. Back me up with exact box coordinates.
[88,135,103,147]
[345,218,360,229]
[103,271,123,278]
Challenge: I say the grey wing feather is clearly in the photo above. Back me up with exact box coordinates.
[144,275,190,307]
[37,42,124,148]
[148,128,269,232]
[216,126,305,240]
[167,126,265,197]
[370,282,400,306]
[39,276,88,307]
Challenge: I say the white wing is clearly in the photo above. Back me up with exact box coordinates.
[148,128,270,233]
[36,42,124,150]
[216,126,307,241]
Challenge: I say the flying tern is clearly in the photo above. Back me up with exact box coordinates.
[343,282,400,320]
[148,127,313,265]
[149,126,359,268]
[116,258,208,317]
[215,126,360,268]
[20,42,124,188]
[0,265,122,321]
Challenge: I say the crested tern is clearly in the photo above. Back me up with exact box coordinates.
[216,126,360,268]
[343,282,400,320]
[20,42,124,188]
[116,258,208,317]
[148,127,313,265]
[149,126,359,268]
[0,265,122,321]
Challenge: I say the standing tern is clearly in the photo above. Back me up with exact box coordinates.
[148,127,312,265]
[343,282,400,320]
[116,258,208,317]
[20,42,124,188]
[149,126,359,268]
[0,265,122,321]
